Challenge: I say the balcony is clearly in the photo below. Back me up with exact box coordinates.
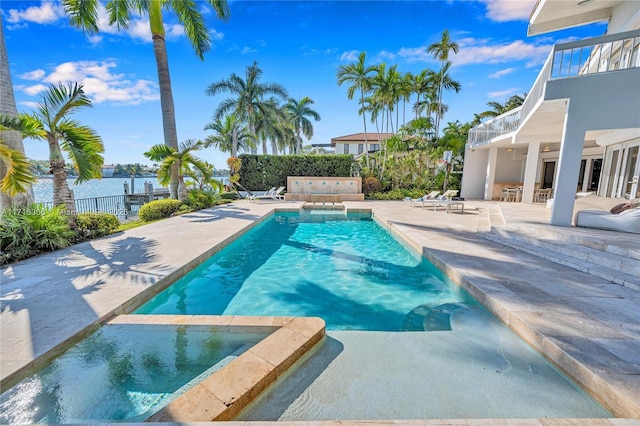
[467,29,640,150]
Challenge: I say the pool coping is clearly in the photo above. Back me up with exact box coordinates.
[105,314,326,422]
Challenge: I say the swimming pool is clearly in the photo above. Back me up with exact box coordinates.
[137,211,473,331]
[0,323,268,424]
[136,211,611,419]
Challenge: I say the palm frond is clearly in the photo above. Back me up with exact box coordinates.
[144,144,175,161]
[106,0,133,29]
[0,114,46,140]
[58,120,105,183]
[169,0,210,59]
[63,0,100,33]
[0,142,36,195]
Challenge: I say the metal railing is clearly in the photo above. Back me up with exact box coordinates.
[467,29,640,149]
[466,106,521,149]
[39,194,143,220]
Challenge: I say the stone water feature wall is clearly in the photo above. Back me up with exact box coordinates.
[285,176,364,201]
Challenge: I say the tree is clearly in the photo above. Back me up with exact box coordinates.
[206,61,288,154]
[203,114,255,157]
[0,20,33,208]
[284,97,321,154]
[144,139,209,201]
[0,82,104,215]
[337,52,376,166]
[428,29,459,137]
[63,0,230,199]
[478,94,526,120]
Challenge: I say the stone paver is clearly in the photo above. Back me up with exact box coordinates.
[1,199,639,422]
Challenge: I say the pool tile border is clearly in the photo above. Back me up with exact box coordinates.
[106,315,326,422]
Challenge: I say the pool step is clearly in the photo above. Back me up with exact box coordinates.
[401,303,468,331]
[302,201,345,210]
[482,225,640,291]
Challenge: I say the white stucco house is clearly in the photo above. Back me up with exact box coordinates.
[331,133,393,156]
[461,0,640,227]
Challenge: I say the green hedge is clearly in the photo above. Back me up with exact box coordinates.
[238,154,355,190]
[76,212,120,238]
[139,199,183,221]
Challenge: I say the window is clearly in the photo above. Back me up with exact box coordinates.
[370,144,380,152]
[343,144,349,154]
[358,144,363,155]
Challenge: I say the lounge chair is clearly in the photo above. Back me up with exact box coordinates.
[249,186,285,203]
[410,191,441,207]
[575,205,640,233]
[421,190,464,213]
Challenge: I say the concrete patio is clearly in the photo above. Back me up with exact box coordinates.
[1,199,638,423]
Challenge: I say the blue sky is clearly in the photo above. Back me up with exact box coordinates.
[2,0,605,170]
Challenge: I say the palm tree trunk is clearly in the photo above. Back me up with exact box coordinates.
[0,20,33,208]
[152,33,180,199]
[360,89,369,168]
[231,127,238,158]
[271,139,278,155]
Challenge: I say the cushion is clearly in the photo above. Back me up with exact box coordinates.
[610,203,633,214]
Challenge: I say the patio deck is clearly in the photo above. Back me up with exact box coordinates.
[1,199,638,424]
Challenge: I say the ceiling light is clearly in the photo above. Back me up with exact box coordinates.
[506,148,513,152]
[543,145,551,152]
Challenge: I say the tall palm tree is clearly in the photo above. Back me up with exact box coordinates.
[478,100,508,119]
[337,52,376,166]
[428,29,459,137]
[63,0,230,199]
[203,113,254,157]
[0,20,33,208]
[144,139,209,201]
[284,97,321,154]
[206,61,288,154]
[0,82,104,215]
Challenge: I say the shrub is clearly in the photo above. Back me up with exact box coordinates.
[220,192,238,200]
[76,212,120,238]
[185,189,218,210]
[138,199,183,222]
[367,188,426,200]
[362,176,382,195]
[0,204,75,264]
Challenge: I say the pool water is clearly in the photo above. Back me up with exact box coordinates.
[0,324,267,424]
[137,212,473,331]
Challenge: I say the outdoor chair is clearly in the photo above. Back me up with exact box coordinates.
[419,190,459,211]
[249,186,285,203]
[409,191,441,207]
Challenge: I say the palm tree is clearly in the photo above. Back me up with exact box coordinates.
[428,29,459,137]
[478,100,508,119]
[0,20,33,208]
[206,61,288,154]
[506,93,527,110]
[0,82,104,215]
[63,0,230,199]
[203,114,254,157]
[284,97,321,154]
[337,52,376,166]
[144,139,209,201]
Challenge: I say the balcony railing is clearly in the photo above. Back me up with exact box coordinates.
[467,29,640,149]
[467,107,521,149]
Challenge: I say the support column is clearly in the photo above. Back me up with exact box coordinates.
[485,147,498,201]
[551,105,585,226]
[522,141,541,204]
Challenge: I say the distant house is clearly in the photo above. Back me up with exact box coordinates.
[309,143,334,154]
[330,133,393,156]
[101,165,116,178]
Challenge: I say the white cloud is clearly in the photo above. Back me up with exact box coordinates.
[166,24,184,40]
[19,69,46,81]
[6,1,65,24]
[480,0,536,22]
[20,60,159,105]
[210,29,224,41]
[240,46,257,54]
[340,50,359,62]
[20,101,40,109]
[488,88,519,98]
[21,84,48,96]
[377,50,396,62]
[256,39,266,47]
[489,67,516,79]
